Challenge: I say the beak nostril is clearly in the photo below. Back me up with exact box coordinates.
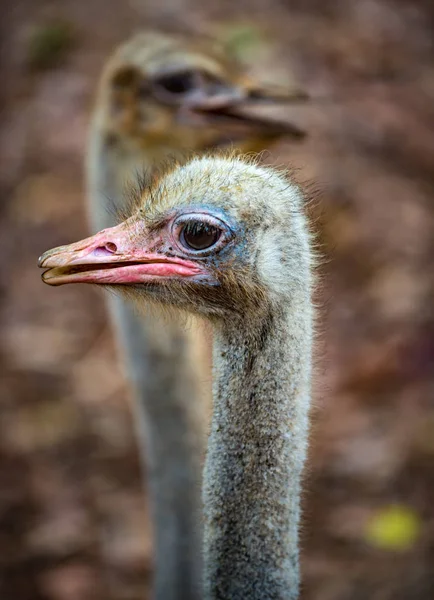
[93,243,117,257]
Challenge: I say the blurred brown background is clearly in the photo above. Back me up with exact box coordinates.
[1,0,433,599]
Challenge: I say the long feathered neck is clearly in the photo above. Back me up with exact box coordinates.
[86,110,206,600]
[203,287,312,600]
[87,115,151,229]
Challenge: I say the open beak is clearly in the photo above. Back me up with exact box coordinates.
[38,221,203,287]
[191,80,309,139]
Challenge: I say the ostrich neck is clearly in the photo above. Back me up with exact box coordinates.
[204,299,312,600]
[87,120,153,229]
[86,118,206,600]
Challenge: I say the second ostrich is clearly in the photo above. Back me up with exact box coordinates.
[39,155,313,600]
[87,30,308,599]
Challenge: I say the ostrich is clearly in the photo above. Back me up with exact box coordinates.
[39,154,314,600]
[87,30,308,599]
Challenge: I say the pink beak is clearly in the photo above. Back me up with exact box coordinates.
[38,220,203,286]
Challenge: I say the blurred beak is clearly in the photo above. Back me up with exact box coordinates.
[38,221,203,286]
[191,79,309,139]
[244,80,309,105]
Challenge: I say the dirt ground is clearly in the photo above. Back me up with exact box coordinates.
[1,1,433,599]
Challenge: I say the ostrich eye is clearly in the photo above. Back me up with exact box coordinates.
[180,221,222,251]
[153,70,197,95]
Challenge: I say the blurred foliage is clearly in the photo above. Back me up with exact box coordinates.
[365,505,422,551]
[26,21,75,70]
[215,23,269,63]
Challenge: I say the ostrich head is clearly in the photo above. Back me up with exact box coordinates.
[97,31,307,156]
[39,156,310,322]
